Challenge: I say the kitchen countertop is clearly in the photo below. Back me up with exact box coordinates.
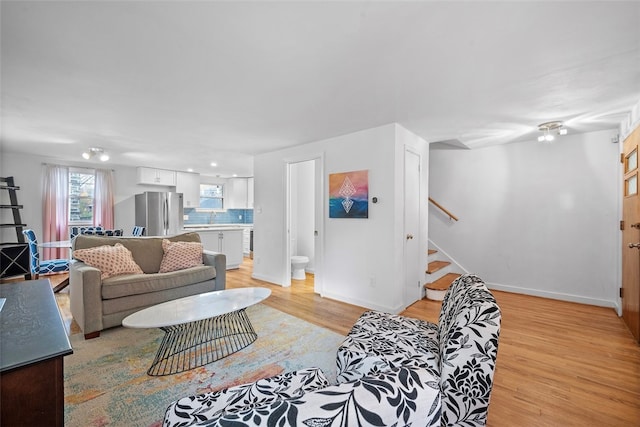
[184,224,252,231]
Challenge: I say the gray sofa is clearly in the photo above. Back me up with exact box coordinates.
[70,232,226,339]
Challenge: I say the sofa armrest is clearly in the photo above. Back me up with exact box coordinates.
[69,260,104,337]
[164,367,328,427]
[202,250,226,290]
[202,366,441,427]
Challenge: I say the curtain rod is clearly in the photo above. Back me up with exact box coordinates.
[42,162,115,172]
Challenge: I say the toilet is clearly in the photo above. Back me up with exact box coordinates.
[291,255,309,280]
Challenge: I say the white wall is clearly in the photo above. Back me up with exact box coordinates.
[253,123,429,313]
[429,129,621,308]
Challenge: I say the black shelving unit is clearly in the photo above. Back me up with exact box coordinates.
[1,177,31,280]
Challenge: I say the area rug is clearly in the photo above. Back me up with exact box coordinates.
[64,304,345,427]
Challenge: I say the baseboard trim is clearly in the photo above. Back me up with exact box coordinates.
[251,273,286,287]
[320,290,404,314]
[486,281,617,309]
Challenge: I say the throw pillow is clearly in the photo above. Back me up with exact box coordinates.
[159,239,203,273]
[73,243,144,279]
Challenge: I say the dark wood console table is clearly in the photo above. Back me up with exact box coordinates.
[0,279,73,426]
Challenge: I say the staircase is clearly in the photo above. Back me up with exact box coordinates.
[425,198,462,300]
[424,248,461,301]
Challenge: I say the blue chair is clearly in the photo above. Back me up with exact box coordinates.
[82,228,123,236]
[22,229,70,278]
[70,226,104,240]
[132,226,145,236]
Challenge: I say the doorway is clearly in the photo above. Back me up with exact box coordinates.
[285,156,323,293]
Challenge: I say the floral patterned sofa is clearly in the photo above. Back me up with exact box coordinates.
[163,366,441,426]
[163,274,499,427]
[336,274,501,426]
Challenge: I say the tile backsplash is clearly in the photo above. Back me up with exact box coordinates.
[184,208,253,225]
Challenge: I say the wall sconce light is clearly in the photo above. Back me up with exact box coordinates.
[537,121,567,143]
[82,147,109,161]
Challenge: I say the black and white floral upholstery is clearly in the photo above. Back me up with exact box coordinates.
[164,368,328,426]
[164,366,441,427]
[336,274,501,427]
[436,274,500,426]
[336,310,440,383]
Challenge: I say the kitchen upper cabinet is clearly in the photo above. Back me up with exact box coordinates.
[176,172,200,208]
[247,177,254,208]
[225,178,248,209]
[137,167,176,186]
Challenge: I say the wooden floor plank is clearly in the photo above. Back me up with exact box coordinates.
[20,258,640,426]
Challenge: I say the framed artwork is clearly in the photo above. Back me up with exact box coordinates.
[329,170,368,218]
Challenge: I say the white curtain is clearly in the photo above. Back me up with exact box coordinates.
[94,168,115,228]
[42,164,69,259]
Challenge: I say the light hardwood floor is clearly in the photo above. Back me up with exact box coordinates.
[34,259,640,426]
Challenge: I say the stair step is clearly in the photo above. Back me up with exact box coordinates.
[426,260,450,274]
[425,273,461,291]
[428,249,437,256]
[424,272,461,301]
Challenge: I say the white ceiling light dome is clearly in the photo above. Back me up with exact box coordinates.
[82,147,109,161]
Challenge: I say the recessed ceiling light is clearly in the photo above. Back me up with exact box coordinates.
[210,162,217,167]
[232,174,237,177]
[187,168,194,172]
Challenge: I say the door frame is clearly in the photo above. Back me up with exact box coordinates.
[284,153,324,293]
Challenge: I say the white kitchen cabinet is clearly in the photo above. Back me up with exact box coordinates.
[137,167,176,186]
[242,227,252,255]
[226,177,255,209]
[176,171,200,208]
[225,178,248,209]
[247,177,254,208]
[196,229,243,269]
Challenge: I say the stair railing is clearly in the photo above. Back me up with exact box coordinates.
[428,197,459,221]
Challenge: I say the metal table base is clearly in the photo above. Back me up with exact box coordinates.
[147,308,257,376]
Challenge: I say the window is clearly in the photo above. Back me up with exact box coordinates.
[199,184,224,209]
[69,169,95,223]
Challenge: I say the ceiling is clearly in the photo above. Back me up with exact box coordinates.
[1,1,639,178]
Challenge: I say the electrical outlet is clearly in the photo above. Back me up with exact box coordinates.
[369,276,376,287]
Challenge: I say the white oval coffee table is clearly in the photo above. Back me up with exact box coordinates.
[123,287,271,376]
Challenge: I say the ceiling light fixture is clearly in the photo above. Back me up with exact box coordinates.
[537,121,567,143]
[82,147,109,161]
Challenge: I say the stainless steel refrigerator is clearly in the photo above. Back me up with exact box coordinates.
[135,192,184,236]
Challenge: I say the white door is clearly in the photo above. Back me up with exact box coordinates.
[404,149,421,307]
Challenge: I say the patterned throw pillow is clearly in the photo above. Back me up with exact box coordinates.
[73,243,144,279]
[158,239,203,273]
